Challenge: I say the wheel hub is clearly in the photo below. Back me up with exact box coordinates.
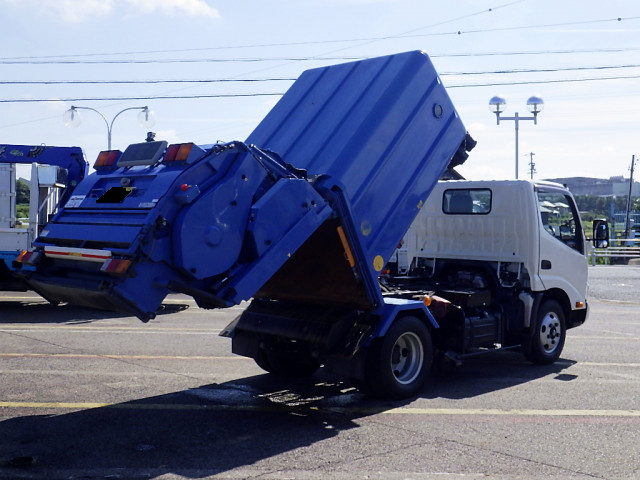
[539,312,562,353]
[390,332,424,385]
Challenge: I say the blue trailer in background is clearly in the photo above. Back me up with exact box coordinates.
[0,144,87,291]
[18,51,476,398]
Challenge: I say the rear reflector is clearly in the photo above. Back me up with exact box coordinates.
[44,246,111,263]
[100,258,132,275]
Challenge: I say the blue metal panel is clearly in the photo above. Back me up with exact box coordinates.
[22,52,471,321]
[247,51,466,274]
[369,297,440,342]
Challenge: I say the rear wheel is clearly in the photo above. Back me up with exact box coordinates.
[365,316,433,399]
[525,299,566,364]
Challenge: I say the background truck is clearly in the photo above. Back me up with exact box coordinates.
[16,51,585,400]
[385,179,588,367]
[0,144,87,291]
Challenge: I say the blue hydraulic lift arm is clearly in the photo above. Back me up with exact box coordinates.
[0,144,88,206]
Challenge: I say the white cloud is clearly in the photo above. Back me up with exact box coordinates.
[0,0,219,23]
[36,0,114,23]
[125,0,220,19]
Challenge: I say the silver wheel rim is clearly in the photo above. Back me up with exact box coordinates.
[539,310,562,354]
[390,332,424,385]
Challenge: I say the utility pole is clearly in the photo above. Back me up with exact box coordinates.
[624,154,637,239]
[526,152,536,179]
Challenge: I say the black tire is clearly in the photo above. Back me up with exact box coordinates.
[254,348,321,378]
[365,316,433,400]
[525,299,566,365]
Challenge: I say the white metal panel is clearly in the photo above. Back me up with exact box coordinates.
[0,228,30,251]
[412,180,535,263]
[0,164,16,228]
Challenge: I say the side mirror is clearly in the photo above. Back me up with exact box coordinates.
[592,219,609,248]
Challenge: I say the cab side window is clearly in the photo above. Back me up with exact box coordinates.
[443,188,491,214]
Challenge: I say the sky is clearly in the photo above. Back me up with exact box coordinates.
[1,0,639,183]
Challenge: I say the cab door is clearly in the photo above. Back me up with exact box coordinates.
[536,185,588,304]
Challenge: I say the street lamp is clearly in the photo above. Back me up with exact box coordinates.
[63,105,156,150]
[489,95,543,179]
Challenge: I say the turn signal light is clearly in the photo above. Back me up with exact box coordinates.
[100,258,132,275]
[94,150,122,169]
[164,143,194,163]
[16,250,43,266]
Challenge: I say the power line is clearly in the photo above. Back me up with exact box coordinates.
[0,93,284,103]
[2,45,637,67]
[433,47,640,58]
[444,64,640,76]
[0,57,361,65]
[0,1,525,62]
[447,73,640,88]
[3,63,638,85]
[0,78,296,85]
[1,15,636,64]
[3,72,640,104]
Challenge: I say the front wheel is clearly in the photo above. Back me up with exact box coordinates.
[525,299,566,365]
[365,316,433,399]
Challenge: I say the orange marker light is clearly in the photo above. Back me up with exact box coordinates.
[164,143,194,163]
[93,150,121,169]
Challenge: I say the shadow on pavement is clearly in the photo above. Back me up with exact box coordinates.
[0,352,575,479]
[0,300,190,324]
[0,374,369,479]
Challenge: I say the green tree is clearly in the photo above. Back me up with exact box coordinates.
[16,179,30,204]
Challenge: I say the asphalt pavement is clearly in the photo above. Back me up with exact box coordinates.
[0,265,638,480]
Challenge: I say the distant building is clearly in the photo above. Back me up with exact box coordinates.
[545,176,640,197]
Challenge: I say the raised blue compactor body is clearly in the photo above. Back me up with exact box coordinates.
[21,51,475,398]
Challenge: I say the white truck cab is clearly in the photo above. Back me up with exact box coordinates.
[388,179,588,365]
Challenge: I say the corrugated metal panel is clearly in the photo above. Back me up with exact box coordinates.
[246,50,467,266]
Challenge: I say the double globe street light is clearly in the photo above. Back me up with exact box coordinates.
[489,95,544,179]
[63,105,156,150]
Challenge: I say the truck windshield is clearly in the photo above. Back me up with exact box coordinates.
[537,189,583,254]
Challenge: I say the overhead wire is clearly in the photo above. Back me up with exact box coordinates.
[2,63,639,86]
[3,3,639,127]
[0,0,527,62]
[3,9,637,65]
[2,15,637,65]
[4,72,640,104]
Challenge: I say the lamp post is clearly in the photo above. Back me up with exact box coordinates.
[489,96,543,179]
[63,105,156,150]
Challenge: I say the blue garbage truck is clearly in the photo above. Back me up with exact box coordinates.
[19,51,479,398]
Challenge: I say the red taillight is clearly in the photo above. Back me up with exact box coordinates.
[94,150,121,169]
[164,143,194,163]
[100,258,132,275]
